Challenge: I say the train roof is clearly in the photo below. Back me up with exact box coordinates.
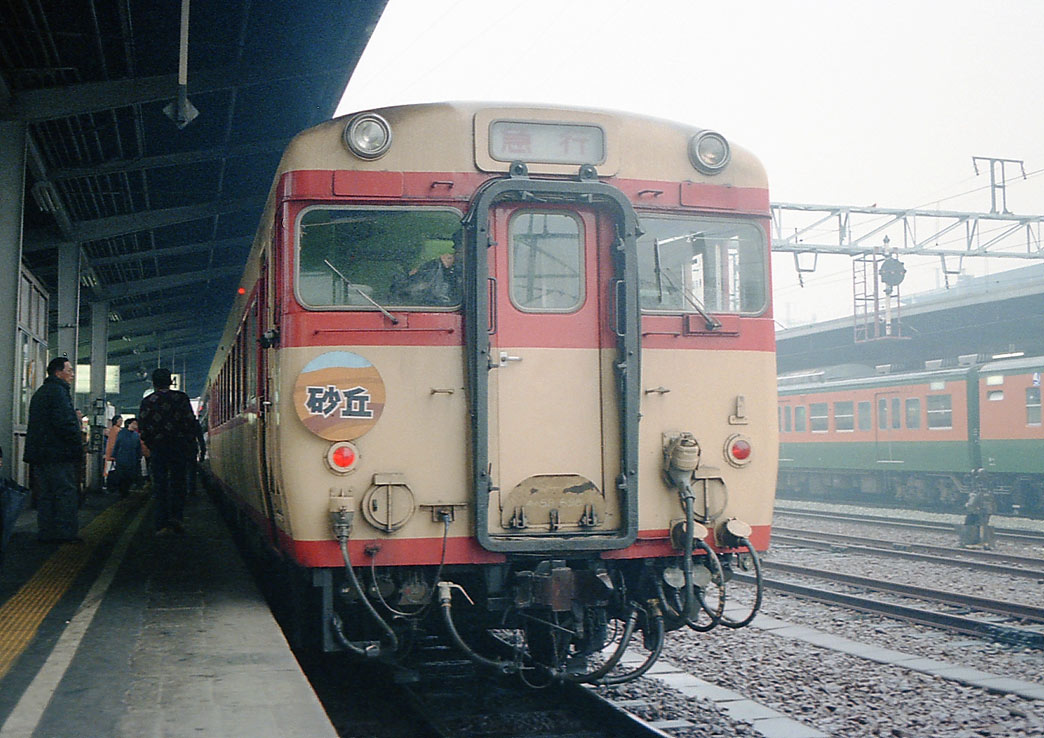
[979,355,1044,374]
[278,101,768,189]
[778,354,1044,395]
[778,366,976,395]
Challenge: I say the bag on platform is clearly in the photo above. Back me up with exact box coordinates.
[1,476,31,558]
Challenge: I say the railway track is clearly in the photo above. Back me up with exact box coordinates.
[739,563,1044,651]
[773,505,1044,545]
[391,638,679,738]
[771,527,1044,579]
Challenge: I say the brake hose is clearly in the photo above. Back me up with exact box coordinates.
[565,607,639,683]
[437,581,518,674]
[718,537,762,629]
[597,604,666,685]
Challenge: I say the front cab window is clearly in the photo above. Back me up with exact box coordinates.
[638,217,767,315]
[296,207,463,310]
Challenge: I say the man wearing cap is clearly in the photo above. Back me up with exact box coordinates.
[138,368,203,534]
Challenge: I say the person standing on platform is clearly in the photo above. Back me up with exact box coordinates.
[23,357,85,544]
[110,418,143,498]
[138,368,199,535]
[103,414,122,490]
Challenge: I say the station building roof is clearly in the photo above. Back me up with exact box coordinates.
[776,262,1044,375]
[1,0,386,408]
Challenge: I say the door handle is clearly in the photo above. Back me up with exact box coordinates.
[499,351,523,366]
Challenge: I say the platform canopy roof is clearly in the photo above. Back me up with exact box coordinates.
[777,262,1044,375]
[1,0,386,408]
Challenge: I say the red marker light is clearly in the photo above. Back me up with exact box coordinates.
[332,445,355,468]
[237,287,246,295]
[326,441,360,474]
[724,434,753,467]
[730,439,751,461]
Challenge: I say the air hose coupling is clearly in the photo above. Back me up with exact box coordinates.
[329,492,355,541]
[646,598,664,619]
[664,432,701,497]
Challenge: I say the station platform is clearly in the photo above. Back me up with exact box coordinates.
[0,487,338,738]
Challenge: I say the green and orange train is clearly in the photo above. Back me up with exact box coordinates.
[777,356,1044,516]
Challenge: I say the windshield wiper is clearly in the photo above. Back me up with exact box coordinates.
[653,238,665,302]
[648,233,721,330]
[323,259,399,325]
[659,269,722,330]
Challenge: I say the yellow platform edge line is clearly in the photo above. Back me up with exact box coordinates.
[0,494,145,679]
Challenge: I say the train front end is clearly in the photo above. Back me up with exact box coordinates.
[265,103,776,677]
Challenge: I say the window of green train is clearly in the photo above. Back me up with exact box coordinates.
[296,207,464,309]
[926,394,953,429]
[794,406,807,432]
[637,217,767,315]
[809,402,829,432]
[1026,387,1041,426]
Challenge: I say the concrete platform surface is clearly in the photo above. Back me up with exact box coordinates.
[0,491,338,738]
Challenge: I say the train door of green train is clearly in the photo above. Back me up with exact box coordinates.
[874,392,904,466]
[485,203,621,537]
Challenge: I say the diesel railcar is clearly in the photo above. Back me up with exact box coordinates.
[778,357,1044,516]
[203,102,777,681]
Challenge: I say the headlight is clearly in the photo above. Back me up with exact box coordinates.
[343,113,392,160]
[689,130,730,175]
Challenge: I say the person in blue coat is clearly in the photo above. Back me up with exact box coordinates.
[23,357,84,543]
[110,418,144,498]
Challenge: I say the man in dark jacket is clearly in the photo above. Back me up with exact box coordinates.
[24,357,84,543]
[138,368,202,534]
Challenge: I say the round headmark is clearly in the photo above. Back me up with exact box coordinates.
[294,351,386,440]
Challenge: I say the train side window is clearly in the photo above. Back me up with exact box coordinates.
[891,398,901,429]
[905,398,921,429]
[878,398,888,430]
[296,206,464,310]
[987,390,1004,401]
[834,401,854,431]
[926,394,952,429]
[246,301,258,402]
[809,402,828,432]
[794,406,807,432]
[1028,387,1042,425]
[784,406,792,432]
[857,401,871,431]
[509,211,584,312]
[637,216,767,315]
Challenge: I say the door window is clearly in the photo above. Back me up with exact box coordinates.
[508,211,584,312]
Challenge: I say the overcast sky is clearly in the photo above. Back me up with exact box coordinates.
[337,0,1044,326]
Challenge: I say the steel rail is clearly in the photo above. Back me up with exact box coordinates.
[771,529,1044,580]
[774,507,1044,545]
[398,633,678,738]
[760,561,1044,623]
[737,573,1044,651]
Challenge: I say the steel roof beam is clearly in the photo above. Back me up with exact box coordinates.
[48,138,291,180]
[98,264,241,300]
[86,235,251,267]
[106,311,212,337]
[109,334,223,365]
[1,64,356,122]
[71,196,264,243]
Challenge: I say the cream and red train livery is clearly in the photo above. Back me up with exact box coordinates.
[204,103,777,679]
